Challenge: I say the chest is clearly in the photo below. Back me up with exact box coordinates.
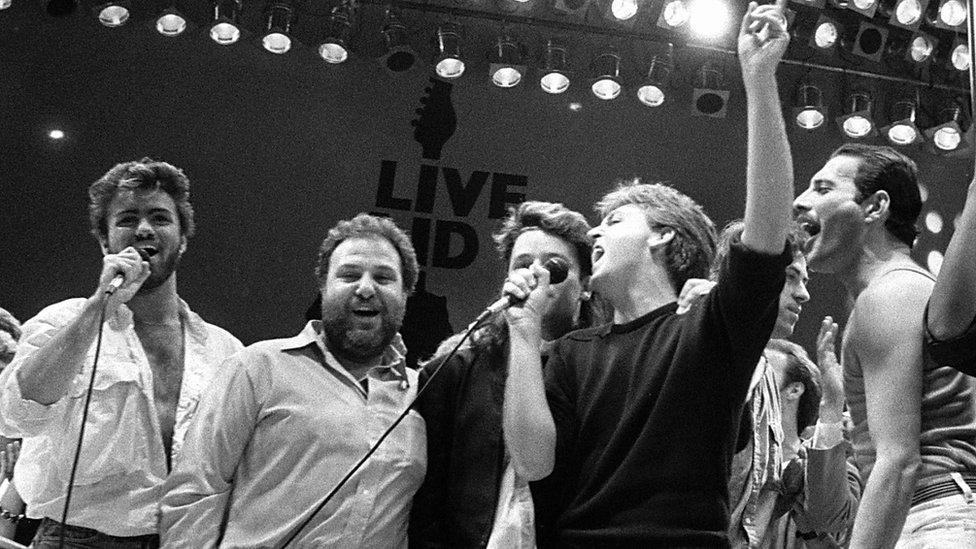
[134,323,186,409]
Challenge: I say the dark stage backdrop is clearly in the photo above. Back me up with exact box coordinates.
[1,1,972,360]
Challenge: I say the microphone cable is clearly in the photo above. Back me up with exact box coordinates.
[279,308,497,548]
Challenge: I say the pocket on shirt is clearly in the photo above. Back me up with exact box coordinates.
[377,409,427,481]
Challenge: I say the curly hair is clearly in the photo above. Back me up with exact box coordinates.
[314,213,419,294]
[88,157,195,241]
[709,219,806,280]
[831,143,921,248]
[493,201,593,277]
[766,339,823,434]
[0,308,21,366]
[595,179,716,294]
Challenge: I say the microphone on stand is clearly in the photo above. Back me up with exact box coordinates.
[482,257,570,316]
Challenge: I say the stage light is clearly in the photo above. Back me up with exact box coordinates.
[48,129,65,139]
[950,39,969,70]
[489,35,525,87]
[925,211,944,233]
[886,0,929,28]
[847,0,879,17]
[380,9,416,73]
[908,32,937,62]
[156,8,188,36]
[810,15,839,49]
[47,0,77,16]
[925,103,965,151]
[836,91,876,138]
[927,250,943,275]
[262,1,294,54]
[435,24,465,79]
[540,40,570,94]
[210,0,243,45]
[637,48,673,107]
[591,50,622,100]
[657,0,690,29]
[611,0,639,20]
[691,63,729,118]
[95,1,130,27]
[881,97,922,145]
[938,0,966,26]
[688,0,732,40]
[793,83,826,129]
[318,2,354,64]
[852,21,888,62]
[0,0,11,10]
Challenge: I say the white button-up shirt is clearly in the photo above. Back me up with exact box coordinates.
[0,298,243,536]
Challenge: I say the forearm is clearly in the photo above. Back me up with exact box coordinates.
[849,455,919,549]
[928,181,976,339]
[503,328,555,481]
[17,295,106,405]
[741,73,794,255]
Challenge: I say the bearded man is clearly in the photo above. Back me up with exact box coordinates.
[161,213,426,548]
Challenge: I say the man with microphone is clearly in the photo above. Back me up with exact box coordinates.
[0,158,243,548]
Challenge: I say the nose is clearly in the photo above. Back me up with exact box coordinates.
[794,281,810,304]
[587,226,601,239]
[354,275,376,299]
[135,217,154,237]
[792,191,812,218]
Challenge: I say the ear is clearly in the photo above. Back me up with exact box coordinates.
[647,227,675,252]
[99,236,110,256]
[179,235,188,255]
[579,275,592,302]
[861,190,890,225]
[782,381,805,402]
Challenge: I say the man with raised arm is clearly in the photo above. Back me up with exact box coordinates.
[501,1,796,545]
[0,159,243,548]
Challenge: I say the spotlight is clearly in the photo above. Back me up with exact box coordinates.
[835,91,876,138]
[380,9,417,73]
[852,21,888,62]
[610,0,639,20]
[540,40,571,94]
[881,97,922,145]
[881,0,929,29]
[434,24,465,79]
[210,0,243,45]
[950,37,970,71]
[156,7,188,36]
[687,0,732,41]
[637,47,673,107]
[591,50,622,100]
[846,0,879,17]
[691,63,729,118]
[657,0,690,29]
[262,1,294,54]
[906,32,937,63]
[0,0,10,9]
[809,14,839,50]
[318,2,354,64]
[924,103,966,151]
[793,82,826,129]
[94,1,131,27]
[936,0,966,27]
[47,0,77,17]
[489,35,526,88]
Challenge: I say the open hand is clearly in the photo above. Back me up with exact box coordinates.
[738,0,790,80]
[816,316,845,418]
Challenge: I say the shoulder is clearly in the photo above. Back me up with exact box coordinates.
[852,269,932,330]
[29,298,87,325]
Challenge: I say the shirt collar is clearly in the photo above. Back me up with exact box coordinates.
[108,299,209,342]
[283,320,409,380]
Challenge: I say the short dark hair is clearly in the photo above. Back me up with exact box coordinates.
[710,219,806,280]
[0,308,22,365]
[493,201,593,277]
[314,213,419,294]
[89,157,196,241]
[766,339,823,434]
[595,179,716,294]
[830,143,921,248]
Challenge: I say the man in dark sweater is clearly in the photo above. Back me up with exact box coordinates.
[501,1,795,546]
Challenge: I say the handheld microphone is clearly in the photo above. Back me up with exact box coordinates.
[483,257,570,316]
[104,248,152,295]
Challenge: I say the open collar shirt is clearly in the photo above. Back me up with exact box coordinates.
[0,297,243,536]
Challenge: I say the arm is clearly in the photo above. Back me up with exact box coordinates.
[928,163,976,340]
[738,0,795,255]
[16,247,149,405]
[502,263,557,481]
[160,355,258,548]
[847,277,928,549]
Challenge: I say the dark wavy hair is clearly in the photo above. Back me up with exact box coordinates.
[314,213,419,294]
[831,143,921,248]
[766,339,823,434]
[709,219,807,280]
[88,158,195,241]
[595,179,716,294]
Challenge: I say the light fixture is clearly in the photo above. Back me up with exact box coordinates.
[540,40,570,94]
[809,14,839,50]
[657,0,690,29]
[906,32,937,63]
[380,9,416,73]
[489,35,525,88]
[637,46,673,107]
[210,0,243,45]
[691,63,729,118]
[591,50,622,100]
[935,0,966,27]
[687,0,732,41]
[262,1,294,54]
[793,82,826,129]
[851,21,888,62]
[925,211,944,233]
[950,37,970,71]
[156,7,188,36]
[318,2,354,64]
[0,0,12,10]
[881,96,922,145]
[435,24,465,79]
[836,91,876,138]
[925,103,966,151]
[886,0,929,29]
[94,0,131,27]
[846,0,879,17]
[610,0,639,20]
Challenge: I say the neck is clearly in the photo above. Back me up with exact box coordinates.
[128,275,181,325]
[607,262,677,324]
[838,231,915,299]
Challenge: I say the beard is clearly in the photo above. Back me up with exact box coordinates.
[137,249,181,293]
[320,300,406,363]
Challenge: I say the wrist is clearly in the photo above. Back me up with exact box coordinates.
[818,401,844,422]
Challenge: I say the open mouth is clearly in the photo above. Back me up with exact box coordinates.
[136,245,159,260]
[796,219,821,238]
[352,310,380,318]
[592,246,605,264]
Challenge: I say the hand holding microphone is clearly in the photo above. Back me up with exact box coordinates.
[100,247,151,299]
[487,257,569,316]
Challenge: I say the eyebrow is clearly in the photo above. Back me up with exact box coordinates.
[116,207,174,216]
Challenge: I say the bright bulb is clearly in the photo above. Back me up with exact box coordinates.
[0,0,12,10]
[319,43,348,63]
[852,0,876,9]
[98,5,129,27]
[909,36,933,62]
[925,211,944,234]
[540,72,570,94]
[952,44,970,70]
[637,85,665,107]
[940,0,966,26]
[688,0,730,40]
[796,109,824,129]
[156,13,187,36]
[263,33,291,54]
[49,129,65,139]
[895,0,922,24]
[662,0,689,27]
[611,0,639,20]
[843,115,873,138]
[934,126,961,150]
[436,58,465,79]
[814,21,838,48]
[887,124,917,145]
[591,78,621,100]
[211,22,241,45]
[927,250,944,275]
[492,67,522,88]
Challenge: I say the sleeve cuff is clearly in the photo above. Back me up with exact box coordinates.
[811,419,844,450]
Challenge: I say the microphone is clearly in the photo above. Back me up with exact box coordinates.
[483,257,570,316]
[104,248,152,295]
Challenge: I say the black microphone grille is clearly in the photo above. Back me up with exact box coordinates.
[543,257,569,285]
